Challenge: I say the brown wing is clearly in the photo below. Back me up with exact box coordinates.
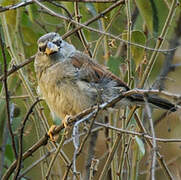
[69,51,130,90]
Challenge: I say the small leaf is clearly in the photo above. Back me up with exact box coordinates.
[131,30,146,69]
[135,136,145,161]
[107,56,123,76]
[5,145,14,162]
[122,30,146,69]
[26,5,34,22]
[135,0,168,35]
[135,0,154,34]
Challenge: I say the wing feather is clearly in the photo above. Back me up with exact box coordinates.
[69,51,129,90]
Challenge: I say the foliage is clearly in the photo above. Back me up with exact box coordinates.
[0,0,181,180]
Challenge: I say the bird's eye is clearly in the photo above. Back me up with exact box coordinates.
[39,45,46,52]
[54,40,62,47]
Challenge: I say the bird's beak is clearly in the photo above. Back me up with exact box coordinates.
[45,42,59,55]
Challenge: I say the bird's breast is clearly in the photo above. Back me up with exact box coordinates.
[38,70,95,119]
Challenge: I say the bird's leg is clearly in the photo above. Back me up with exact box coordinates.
[48,125,58,142]
[62,115,71,129]
[48,115,71,141]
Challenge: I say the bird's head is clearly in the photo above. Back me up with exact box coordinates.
[37,32,75,61]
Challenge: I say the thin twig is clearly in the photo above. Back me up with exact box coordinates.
[125,0,132,86]
[133,113,173,179]
[33,0,177,53]
[62,126,102,179]
[144,96,156,180]
[2,91,178,180]
[0,55,35,81]
[92,4,124,58]
[2,94,126,180]
[139,0,179,88]
[0,0,117,13]
[74,2,92,57]
[13,99,41,180]
[122,89,181,103]
[45,130,66,179]
[99,133,122,180]
[153,11,181,90]
[94,122,181,143]
[0,95,30,99]
[0,26,17,158]
[18,149,54,179]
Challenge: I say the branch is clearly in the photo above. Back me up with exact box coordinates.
[122,89,181,102]
[2,89,179,179]
[13,99,42,180]
[2,94,126,180]
[94,122,181,143]
[0,26,17,159]
[33,0,177,53]
[139,0,179,88]
[0,0,117,13]
[153,11,181,90]
[0,55,35,81]
[144,97,156,180]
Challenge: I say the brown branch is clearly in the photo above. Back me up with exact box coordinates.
[0,0,116,13]
[144,96,156,180]
[62,0,125,39]
[2,89,179,179]
[33,0,177,53]
[74,2,92,57]
[133,114,173,179]
[153,12,181,90]
[0,55,35,81]
[94,122,181,143]
[0,26,18,159]
[13,99,42,180]
[2,94,125,180]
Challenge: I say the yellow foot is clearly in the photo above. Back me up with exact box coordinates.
[63,115,71,129]
[48,125,58,142]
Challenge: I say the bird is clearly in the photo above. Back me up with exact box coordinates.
[34,32,177,134]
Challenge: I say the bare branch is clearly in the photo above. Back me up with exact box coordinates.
[0,26,17,159]
[0,0,117,13]
[144,96,156,180]
[0,55,35,81]
[13,99,42,180]
[33,0,178,53]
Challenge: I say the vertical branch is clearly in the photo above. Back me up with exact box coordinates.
[153,11,181,90]
[125,0,132,86]
[134,113,173,179]
[99,134,122,180]
[144,96,157,180]
[92,4,124,58]
[101,15,109,62]
[0,27,17,159]
[45,131,66,180]
[13,99,41,180]
[139,0,179,88]
[74,2,92,57]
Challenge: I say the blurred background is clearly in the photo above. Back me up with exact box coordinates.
[0,0,181,179]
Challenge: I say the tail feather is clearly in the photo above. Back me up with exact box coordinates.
[127,94,177,112]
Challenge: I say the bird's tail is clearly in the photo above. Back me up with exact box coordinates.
[127,94,177,112]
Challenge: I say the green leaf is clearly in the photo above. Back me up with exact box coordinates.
[135,0,154,33]
[135,136,145,161]
[107,56,123,76]
[122,30,146,69]
[135,0,168,35]
[5,144,14,162]
[131,30,146,69]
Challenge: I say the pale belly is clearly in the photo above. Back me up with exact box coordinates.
[39,80,95,120]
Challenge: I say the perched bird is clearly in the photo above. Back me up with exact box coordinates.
[34,32,177,129]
